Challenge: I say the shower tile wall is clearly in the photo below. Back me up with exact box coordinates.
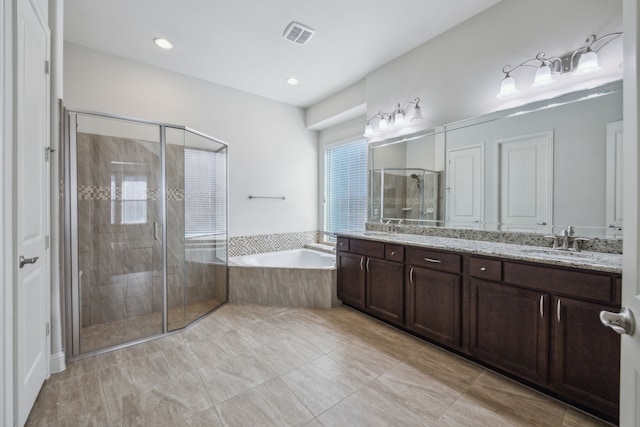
[372,171,443,222]
[76,133,225,349]
[77,132,162,335]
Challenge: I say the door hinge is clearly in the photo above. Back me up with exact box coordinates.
[45,235,50,249]
[45,60,50,74]
[46,322,50,336]
[45,146,56,161]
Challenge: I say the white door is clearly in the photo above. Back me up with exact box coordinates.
[619,2,640,424]
[446,145,483,229]
[605,120,623,239]
[497,131,553,233]
[15,0,50,424]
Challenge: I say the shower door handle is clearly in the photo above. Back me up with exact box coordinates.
[154,222,161,240]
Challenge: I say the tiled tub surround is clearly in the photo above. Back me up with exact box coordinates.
[366,222,623,255]
[228,230,320,257]
[348,231,622,273]
[76,133,226,353]
[229,249,339,308]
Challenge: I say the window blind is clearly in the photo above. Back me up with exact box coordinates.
[324,139,367,237]
[184,148,227,236]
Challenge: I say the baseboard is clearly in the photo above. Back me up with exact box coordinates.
[49,351,66,374]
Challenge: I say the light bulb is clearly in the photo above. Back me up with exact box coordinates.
[379,116,388,130]
[573,50,603,78]
[497,74,519,99]
[364,123,373,137]
[530,64,555,89]
[395,111,405,125]
[411,105,423,121]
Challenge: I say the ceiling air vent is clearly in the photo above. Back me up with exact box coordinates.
[283,21,315,45]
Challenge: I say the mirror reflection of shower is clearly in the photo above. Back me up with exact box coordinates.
[370,168,443,225]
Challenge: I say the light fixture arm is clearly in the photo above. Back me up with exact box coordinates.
[570,32,622,72]
[502,53,562,77]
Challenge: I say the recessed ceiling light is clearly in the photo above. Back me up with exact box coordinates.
[153,37,173,50]
[286,77,299,86]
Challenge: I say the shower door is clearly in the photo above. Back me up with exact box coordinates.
[70,113,164,354]
[66,111,228,357]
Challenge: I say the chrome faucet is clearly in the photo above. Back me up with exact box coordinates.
[561,225,574,250]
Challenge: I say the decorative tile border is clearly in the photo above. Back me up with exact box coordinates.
[78,185,189,201]
[365,222,623,254]
[228,231,320,257]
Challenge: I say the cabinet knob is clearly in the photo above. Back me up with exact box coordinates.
[391,251,395,256]
[480,267,487,271]
[339,242,344,246]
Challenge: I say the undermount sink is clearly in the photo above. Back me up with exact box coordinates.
[520,248,594,259]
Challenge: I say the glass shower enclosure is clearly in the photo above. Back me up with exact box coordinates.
[64,110,228,357]
[370,168,443,224]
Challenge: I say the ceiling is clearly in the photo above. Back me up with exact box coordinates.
[64,0,502,108]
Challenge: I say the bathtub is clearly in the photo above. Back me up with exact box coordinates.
[228,249,339,308]
[231,248,335,269]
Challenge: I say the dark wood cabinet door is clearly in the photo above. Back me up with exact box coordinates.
[406,266,461,348]
[366,258,404,325]
[337,251,366,309]
[470,279,549,385]
[552,297,620,420]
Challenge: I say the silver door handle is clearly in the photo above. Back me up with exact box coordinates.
[424,258,441,263]
[600,307,635,335]
[360,257,364,271]
[19,255,39,268]
[409,267,414,284]
[154,222,161,240]
[539,295,544,318]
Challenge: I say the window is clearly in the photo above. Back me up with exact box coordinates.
[110,168,148,225]
[184,148,227,237]
[324,139,368,240]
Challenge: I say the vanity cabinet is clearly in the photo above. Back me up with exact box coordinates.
[470,278,549,385]
[337,238,404,323]
[551,296,620,418]
[335,235,621,423]
[405,248,462,348]
[336,250,366,309]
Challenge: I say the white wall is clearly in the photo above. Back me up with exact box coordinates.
[64,43,319,237]
[364,0,623,143]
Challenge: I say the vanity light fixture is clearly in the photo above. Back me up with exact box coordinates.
[497,32,622,99]
[364,97,423,137]
[153,37,174,50]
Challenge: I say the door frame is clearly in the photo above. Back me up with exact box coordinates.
[621,0,640,425]
[1,0,14,424]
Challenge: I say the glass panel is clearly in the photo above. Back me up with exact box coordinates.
[75,114,162,352]
[165,127,186,331]
[182,130,228,324]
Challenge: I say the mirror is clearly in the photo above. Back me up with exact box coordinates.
[369,81,623,238]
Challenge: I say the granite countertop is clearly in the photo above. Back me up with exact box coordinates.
[338,232,623,274]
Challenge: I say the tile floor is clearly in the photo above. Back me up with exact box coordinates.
[26,304,613,426]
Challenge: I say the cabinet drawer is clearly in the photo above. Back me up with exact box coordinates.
[385,245,404,262]
[406,247,461,274]
[504,262,615,304]
[336,237,349,252]
[350,239,385,258]
[469,257,502,281]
